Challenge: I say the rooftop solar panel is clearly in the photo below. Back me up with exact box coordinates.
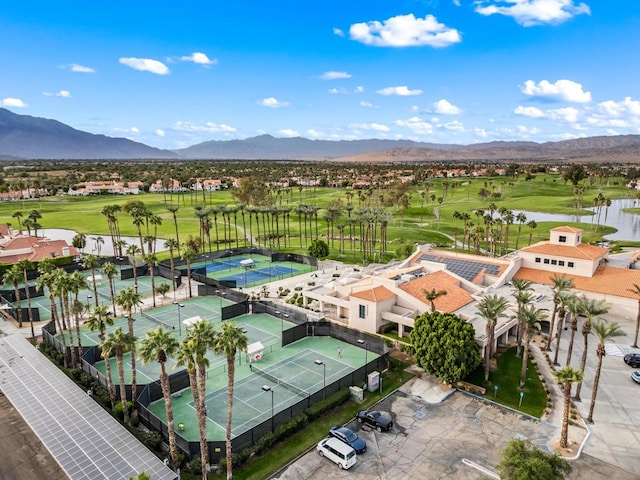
[0,334,177,480]
[417,254,501,282]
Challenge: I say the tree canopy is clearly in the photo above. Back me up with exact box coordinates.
[308,239,329,259]
[408,311,481,384]
[497,438,571,480]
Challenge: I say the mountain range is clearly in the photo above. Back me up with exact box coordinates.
[1,108,639,162]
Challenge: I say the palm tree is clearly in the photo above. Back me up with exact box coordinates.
[586,320,625,423]
[35,270,67,366]
[85,305,116,409]
[16,259,35,338]
[139,326,181,470]
[564,294,583,367]
[144,252,158,308]
[574,296,609,401]
[422,288,447,312]
[3,265,23,327]
[188,319,217,477]
[53,269,76,367]
[627,283,640,348]
[518,305,546,387]
[476,294,509,383]
[115,287,143,410]
[164,238,180,297]
[545,275,574,351]
[552,292,573,365]
[212,321,248,480]
[553,366,583,449]
[102,327,136,423]
[175,337,206,477]
[69,270,89,361]
[181,245,197,298]
[82,253,101,308]
[511,278,534,355]
[126,244,142,292]
[102,262,118,316]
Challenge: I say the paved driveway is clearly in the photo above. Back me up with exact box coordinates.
[274,388,636,480]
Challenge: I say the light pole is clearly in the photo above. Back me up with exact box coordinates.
[275,310,282,332]
[86,294,92,313]
[174,301,185,336]
[261,385,274,431]
[357,339,368,378]
[315,360,326,400]
[287,254,292,278]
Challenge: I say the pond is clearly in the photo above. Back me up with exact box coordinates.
[512,198,640,241]
[40,229,166,256]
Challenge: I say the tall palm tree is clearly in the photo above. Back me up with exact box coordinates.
[139,326,181,470]
[102,327,136,423]
[69,270,89,361]
[181,245,197,298]
[175,337,206,477]
[16,259,35,338]
[53,269,76,366]
[102,262,118,316]
[3,265,23,327]
[564,294,583,367]
[518,305,546,387]
[85,305,116,409]
[35,270,67,366]
[511,278,534,356]
[164,239,180,297]
[627,283,640,348]
[82,253,101,308]
[115,287,143,409]
[476,294,509,383]
[144,252,158,308]
[574,296,609,401]
[553,366,583,449]
[545,275,574,351]
[126,244,142,292]
[586,320,625,423]
[552,292,573,365]
[212,322,248,480]
[422,288,447,312]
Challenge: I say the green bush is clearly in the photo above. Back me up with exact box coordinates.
[143,431,163,450]
[114,400,133,420]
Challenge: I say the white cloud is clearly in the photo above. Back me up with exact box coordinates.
[394,116,434,135]
[279,129,299,137]
[354,86,364,93]
[377,86,423,96]
[360,101,378,108]
[155,129,166,137]
[474,128,489,138]
[172,121,237,133]
[119,57,170,75]
[259,97,290,108]
[113,127,140,135]
[513,105,545,117]
[1,97,27,108]
[320,71,352,80]
[442,120,465,131]
[180,52,217,65]
[521,79,591,103]
[596,97,640,117]
[69,64,95,73]
[307,129,325,139]
[328,88,347,95]
[434,99,462,115]
[350,14,461,48]
[43,90,72,98]
[333,27,345,37]
[475,0,591,27]
[547,107,580,123]
[349,122,390,132]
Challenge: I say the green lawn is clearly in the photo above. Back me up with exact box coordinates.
[464,346,547,418]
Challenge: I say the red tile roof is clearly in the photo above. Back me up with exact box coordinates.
[399,270,475,313]
[551,226,583,234]
[520,241,608,260]
[351,286,396,302]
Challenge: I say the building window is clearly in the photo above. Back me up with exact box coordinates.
[551,259,557,265]
[568,262,574,268]
[359,305,366,319]
[543,258,550,264]
[535,257,541,263]
[558,261,565,266]
[559,235,567,243]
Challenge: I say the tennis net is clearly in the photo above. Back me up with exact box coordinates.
[140,311,175,331]
[252,365,308,398]
[97,291,111,301]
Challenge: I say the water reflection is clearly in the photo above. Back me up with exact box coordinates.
[512,198,640,241]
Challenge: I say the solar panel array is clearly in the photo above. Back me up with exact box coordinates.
[0,334,177,480]
[417,253,501,282]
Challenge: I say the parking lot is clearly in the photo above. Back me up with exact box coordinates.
[274,383,637,480]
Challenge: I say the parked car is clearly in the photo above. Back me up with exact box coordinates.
[624,353,640,368]
[329,426,366,454]
[631,371,640,384]
[317,437,357,470]
[356,409,393,432]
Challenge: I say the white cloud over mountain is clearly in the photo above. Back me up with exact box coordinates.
[2,97,27,108]
[521,79,591,103]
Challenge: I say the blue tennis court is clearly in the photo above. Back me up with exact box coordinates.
[220,265,295,287]
[205,257,257,273]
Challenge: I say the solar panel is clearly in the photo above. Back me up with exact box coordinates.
[417,254,501,282]
[0,335,177,480]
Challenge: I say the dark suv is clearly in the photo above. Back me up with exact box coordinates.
[328,426,366,454]
[624,353,640,368]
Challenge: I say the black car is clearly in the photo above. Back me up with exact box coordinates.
[356,409,393,432]
[624,353,640,368]
[329,426,367,454]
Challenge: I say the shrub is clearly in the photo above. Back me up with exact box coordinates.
[114,400,133,420]
[143,431,163,450]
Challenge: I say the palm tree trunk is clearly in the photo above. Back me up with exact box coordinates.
[519,333,530,387]
[160,363,180,470]
[100,333,116,409]
[560,380,571,448]
[128,316,137,415]
[634,302,640,348]
[586,354,604,423]
[23,272,35,338]
[566,324,577,366]
[574,333,589,400]
[545,304,558,351]
[225,356,235,480]
[553,312,566,365]
[50,295,67,368]
[196,363,209,472]
[117,353,129,423]
[484,324,492,383]
[13,284,23,327]
[109,277,117,316]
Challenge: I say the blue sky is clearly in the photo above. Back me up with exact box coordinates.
[1,1,639,150]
